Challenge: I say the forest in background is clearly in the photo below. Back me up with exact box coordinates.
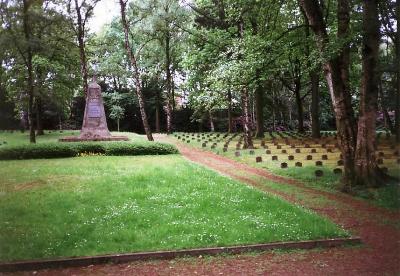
[0,0,398,189]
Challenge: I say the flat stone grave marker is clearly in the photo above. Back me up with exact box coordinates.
[295,162,302,167]
[272,155,278,161]
[315,161,323,166]
[281,149,287,154]
[322,154,328,160]
[306,155,313,160]
[295,149,301,153]
[311,149,317,153]
[256,156,262,162]
[235,151,241,157]
[249,150,255,155]
[315,170,324,177]
[288,155,294,160]
[333,168,342,175]
[281,162,288,168]
[266,150,271,154]
[337,160,344,166]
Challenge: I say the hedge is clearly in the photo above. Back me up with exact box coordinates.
[0,142,179,160]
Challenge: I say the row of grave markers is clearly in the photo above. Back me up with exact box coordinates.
[174,131,399,177]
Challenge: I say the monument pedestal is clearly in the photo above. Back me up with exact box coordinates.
[60,80,129,142]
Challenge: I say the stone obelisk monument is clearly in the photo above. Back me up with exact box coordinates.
[60,77,128,142]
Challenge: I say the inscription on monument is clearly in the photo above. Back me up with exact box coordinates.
[88,102,101,118]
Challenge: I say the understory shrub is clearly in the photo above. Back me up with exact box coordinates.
[0,142,179,160]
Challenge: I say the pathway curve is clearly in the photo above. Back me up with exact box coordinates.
[8,136,400,276]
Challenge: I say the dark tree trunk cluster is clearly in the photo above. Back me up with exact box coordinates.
[299,0,383,190]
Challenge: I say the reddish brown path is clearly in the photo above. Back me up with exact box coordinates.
[6,136,400,276]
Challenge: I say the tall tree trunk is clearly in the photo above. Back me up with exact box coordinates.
[238,17,253,148]
[300,0,358,187]
[209,110,215,132]
[36,97,44,135]
[302,6,321,138]
[353,0,381,188]
[294,79,304,133]
[155,90,161,133]
[227,89,233,133]
[164,15,173,134]
[119,0,153,141]
[23,0,35,143]
[272,89,276,131]
[74,0,88,96]
[255,80,265,138]
[395,0,400,142]
[379,80,394,132]
[242,86,254,148]
[310,70,320,138]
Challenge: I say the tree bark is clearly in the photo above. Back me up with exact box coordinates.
[119,0,153,141]
[227,89,233,133]
[238,17,253,148]
[209,110,215,132]
[353,0,381,188]
[310,70,320,138]
[255,80,265,138]
[164,10,173,134]
[302,6,321,138]
[395,0,400,142]
[294,78,304,133]
[36,97,44,135]
[299,0,358,187]
[242,86,254,148]
[155,90,161,133]
[23,0,36,143]
[74,0,89,97]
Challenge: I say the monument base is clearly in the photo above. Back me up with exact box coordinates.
[59,135,129,142]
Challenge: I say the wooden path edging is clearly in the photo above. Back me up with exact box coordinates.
[0,237,361,272]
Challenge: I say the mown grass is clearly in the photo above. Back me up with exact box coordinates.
[172,132,400,210]
[0,130,144,146]
[0,155,348,262]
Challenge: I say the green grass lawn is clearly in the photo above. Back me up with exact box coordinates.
[0,155,348,262]
[172,132,400,210]
[0,130,144,146]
